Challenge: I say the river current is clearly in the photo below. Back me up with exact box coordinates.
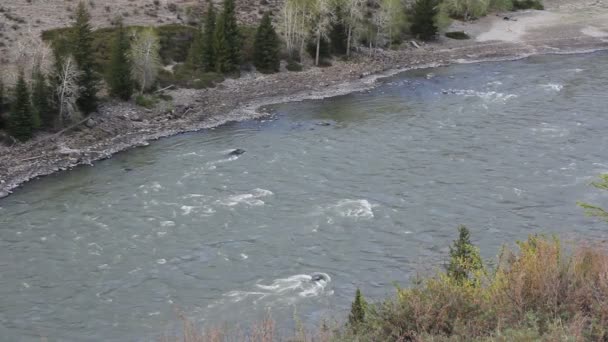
[1,52,607,341]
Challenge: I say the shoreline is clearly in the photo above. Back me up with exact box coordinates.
[1,33,608,199]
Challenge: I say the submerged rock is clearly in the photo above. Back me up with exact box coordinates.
[229,149,246,156]
[311,273,328,282]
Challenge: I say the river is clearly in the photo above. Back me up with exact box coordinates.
[1,52,607,341]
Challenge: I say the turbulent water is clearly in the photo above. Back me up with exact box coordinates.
[1,52,608,341]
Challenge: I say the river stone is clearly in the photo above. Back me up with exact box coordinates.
[84,118,96,128]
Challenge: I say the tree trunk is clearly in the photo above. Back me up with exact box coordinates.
[315,32,321,66]
[347,25,352,57]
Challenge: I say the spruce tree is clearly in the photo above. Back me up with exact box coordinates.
[0,77,5,129]
[9,72,34,141]
[202,0,216,72]
[348,288,367,328]
[31,66,53,129]
[214,0,240,74]
[72,1,99,114]
[187,25,206,70]
[108,19,134,100]
[329,5,348,56]
[253,12,280,74]
[446,225,483,284]
[0,77,5,114]
[410,0,440,41]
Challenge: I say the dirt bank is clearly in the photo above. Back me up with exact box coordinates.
[1,4,608,198]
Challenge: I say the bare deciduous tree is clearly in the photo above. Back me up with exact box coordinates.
[282,0,314,61]
[343,0,365,57]
[130,28,161,94]
[311,0,334,66]
[55,55,82,127]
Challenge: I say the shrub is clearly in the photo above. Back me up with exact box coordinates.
[286,59,303,72]
[410,0,440,41]
[512,0,544,10]
[336,233,608,341]
[135,94,158,108]
[445,31,471,39]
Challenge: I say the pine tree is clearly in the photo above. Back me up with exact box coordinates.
[329,4,348,55]
[72,1,99,114]
[253,12,280,74]
[202,0,216,72]
[410,0,439,41]
[9,72,34,141]
[31,65,53,129]
[214,0,240,74]
[348,288,367,329]
[108,19,134,100]
[0,77,5,129]
[446,225,483,284]
[187,25,206,70]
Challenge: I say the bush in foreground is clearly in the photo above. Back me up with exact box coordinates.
[338,234,608,341]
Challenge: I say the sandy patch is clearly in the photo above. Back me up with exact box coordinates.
[476,11,562,42]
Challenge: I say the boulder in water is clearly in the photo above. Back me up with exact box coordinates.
[311,273,328,282]
[229,149,246,156]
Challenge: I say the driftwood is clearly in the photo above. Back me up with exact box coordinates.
[155,85,175,93]
[20,155,44,162]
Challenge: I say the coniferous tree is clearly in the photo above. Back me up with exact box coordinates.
[410,0,440,41]
[31,65,53,129]
[329,4,348,55]
[446,225,483,284]
[348,288,367,329]
[0,77,5,129]
[202,0,217,72]
[9,72,34,141]
[214,0,240,74]
[0,77,5,114]
[72,1,99,114]
[253,12,280,74]
[187,25,206,70]
[108,19,134,100]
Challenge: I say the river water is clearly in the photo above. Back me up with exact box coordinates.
[1,52,608,341]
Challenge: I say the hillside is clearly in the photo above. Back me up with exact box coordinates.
[0,0,281,69]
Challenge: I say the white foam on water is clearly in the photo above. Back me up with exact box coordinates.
[181,206,195,216]
[160,221,175,227]
[217,189,273,207]
[443,89,518,103]
[220,273,332,306]
[240,253,249,260]
[530,123,569,138]
[331,199,376,219]
[206,156,239,169]
[157,259,167,265]
[541,83,563,92]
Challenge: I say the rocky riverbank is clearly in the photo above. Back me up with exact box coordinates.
[1,6,608,199]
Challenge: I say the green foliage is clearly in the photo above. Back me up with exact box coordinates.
[253,12,280,74]
[134,94,158,109]
[9,72,34,141]
[336,234,608,341]
[348,288,367,329]
[286,59,303,72]
[202,0,217,72]
[43,25,198,73]
[31,66,53,129]
[108,20,134,101]
[329,4,348,55]
[441,0,491,21]
[410,0,440,41]
[445,31,471,39]
[214,0,240,74]
[306,38,331,62]
[72,1,99,114]
[577,174,608,222]
[446,225,483,285]
[512,0,544,10]
[0,77,6,129]
[187,26,206,70]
